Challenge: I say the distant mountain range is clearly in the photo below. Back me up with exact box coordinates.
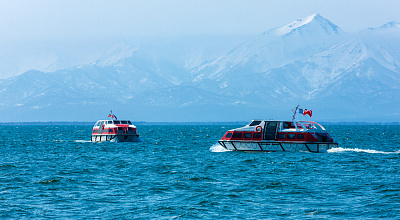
[1,14,399,122]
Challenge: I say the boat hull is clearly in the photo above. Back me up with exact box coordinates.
[218,140,338,153]
[91,134,140,143]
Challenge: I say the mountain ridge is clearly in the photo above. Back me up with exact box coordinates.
[1,14,399,122]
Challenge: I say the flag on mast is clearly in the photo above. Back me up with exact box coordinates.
[299,108,312,117]
[108,110,118,120]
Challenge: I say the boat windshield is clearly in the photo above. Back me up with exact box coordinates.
[128,121,132,125]
[249,120,262,126]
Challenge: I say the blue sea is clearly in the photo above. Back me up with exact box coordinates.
[1,124,400,219]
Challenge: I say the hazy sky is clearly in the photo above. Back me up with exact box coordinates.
[1,0,400,43]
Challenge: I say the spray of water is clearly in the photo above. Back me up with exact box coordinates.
[209,143,230,152]
[328,147,400,154]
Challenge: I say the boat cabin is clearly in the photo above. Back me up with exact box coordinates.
[220,120,334,143]
[92,120,137,135]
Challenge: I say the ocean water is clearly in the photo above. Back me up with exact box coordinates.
[0,124,399,219]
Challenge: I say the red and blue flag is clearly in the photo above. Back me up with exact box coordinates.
[299,108,312,117]
[108,114,118,120]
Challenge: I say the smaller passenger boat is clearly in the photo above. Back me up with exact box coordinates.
[91,111,140,142]
[218,106,338,153]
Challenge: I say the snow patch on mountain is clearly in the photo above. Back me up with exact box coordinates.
[273,13,318,36]
[269,13,342,36]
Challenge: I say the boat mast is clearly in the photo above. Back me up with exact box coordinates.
[292,105,299,121]
[292,105,299,131]
[109,110,114,120]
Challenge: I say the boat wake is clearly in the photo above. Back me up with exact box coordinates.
[328,147,400,154]
[75,140,91,143]
[210,143,230,152]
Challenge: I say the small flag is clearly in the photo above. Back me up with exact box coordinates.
[299,108,304,114]
[108,114,117,119]
[303,109,312,117]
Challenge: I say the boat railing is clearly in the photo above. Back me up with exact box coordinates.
[282,121,326,132]
[300,121,326,131]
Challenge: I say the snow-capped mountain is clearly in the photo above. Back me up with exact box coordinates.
[1,14,399,122]
[191,14,344,82]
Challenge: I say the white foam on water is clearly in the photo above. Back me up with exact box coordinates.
[328,147,400,154]
[75,140,91,143]
[209,143,230,152]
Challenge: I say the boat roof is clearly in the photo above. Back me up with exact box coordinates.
[229,119,326,132]
[94,120,134,125]
[95,119,131,122]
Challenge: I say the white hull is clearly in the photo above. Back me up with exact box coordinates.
[91,134,140,143]
[219,141,338,153]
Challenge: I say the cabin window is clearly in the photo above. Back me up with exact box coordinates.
[232,133,242,139]
[243,133,252,138]
[121,121,128,124]
[297,134,305,139]
[128,121,132,125]
[278,133,286,139]
[225,133,232,138]
[249,120,262,126]
[288,134,296,139]
[253,133,261,139]
[114,121,120,124]
[107,120,112,124]
[283,122,289,128]
[314,133,329,142]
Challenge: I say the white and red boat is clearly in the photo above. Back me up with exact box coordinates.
[91,112,140,142]
[218,107,338,153]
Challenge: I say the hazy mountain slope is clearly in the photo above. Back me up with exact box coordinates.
[1,15,400,122]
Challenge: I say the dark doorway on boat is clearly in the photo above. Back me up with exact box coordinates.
[264,121,278,140]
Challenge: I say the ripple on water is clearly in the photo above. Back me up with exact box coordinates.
[0,124,399,219]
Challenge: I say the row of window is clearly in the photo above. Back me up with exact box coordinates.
[93,129,114,134]
[225,132,262,139]
[278,133,304,139]
[93,127,135,132]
